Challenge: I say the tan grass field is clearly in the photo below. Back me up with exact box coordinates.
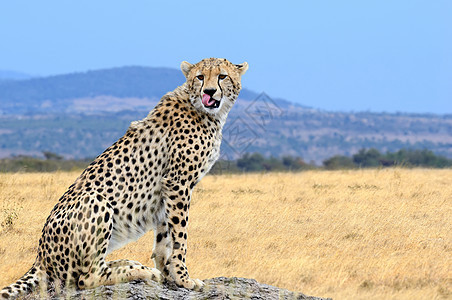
[0,169,451,299]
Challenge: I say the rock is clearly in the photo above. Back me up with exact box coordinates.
[25,277,331,299]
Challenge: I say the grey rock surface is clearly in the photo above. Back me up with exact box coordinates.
[25,277,331,299]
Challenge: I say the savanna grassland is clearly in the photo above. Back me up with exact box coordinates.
[0,169,450,299]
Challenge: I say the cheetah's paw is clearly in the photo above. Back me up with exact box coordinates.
[182,278,205,291]
[143,267,162,284]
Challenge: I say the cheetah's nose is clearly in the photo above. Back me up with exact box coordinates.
[203,89,216,97]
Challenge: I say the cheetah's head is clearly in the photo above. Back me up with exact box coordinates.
[181,58,248,118]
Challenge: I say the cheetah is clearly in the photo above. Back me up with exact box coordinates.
[1,58,248,299]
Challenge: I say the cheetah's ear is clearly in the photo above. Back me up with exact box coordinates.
[235,62,249,76]
[180,61,193,78]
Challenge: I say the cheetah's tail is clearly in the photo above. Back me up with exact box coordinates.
[0,264,44,300]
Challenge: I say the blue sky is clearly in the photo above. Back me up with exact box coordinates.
[0,1,451,114]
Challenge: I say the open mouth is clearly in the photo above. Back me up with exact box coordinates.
[202,94,221,109]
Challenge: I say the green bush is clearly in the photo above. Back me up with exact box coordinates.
[323,155,355,170]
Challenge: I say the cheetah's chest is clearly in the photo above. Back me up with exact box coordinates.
[200,133,222,180]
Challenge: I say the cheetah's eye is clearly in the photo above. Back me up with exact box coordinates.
[196,75,204,80]
[219,74,227,80]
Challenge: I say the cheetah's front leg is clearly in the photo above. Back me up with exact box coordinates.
[156,180,204,290]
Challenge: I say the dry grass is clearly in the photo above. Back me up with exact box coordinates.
[0,169,451,299]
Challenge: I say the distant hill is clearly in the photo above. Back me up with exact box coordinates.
[0,66,451,163]
[0,66,184,114]
[0,70,34,81]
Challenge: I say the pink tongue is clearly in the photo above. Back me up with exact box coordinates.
[202,94,216,106]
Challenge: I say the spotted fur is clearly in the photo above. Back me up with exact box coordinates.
[0,58,248,299]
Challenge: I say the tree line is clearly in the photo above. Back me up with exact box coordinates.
[323,148,452,169]
[1,148,451,173]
